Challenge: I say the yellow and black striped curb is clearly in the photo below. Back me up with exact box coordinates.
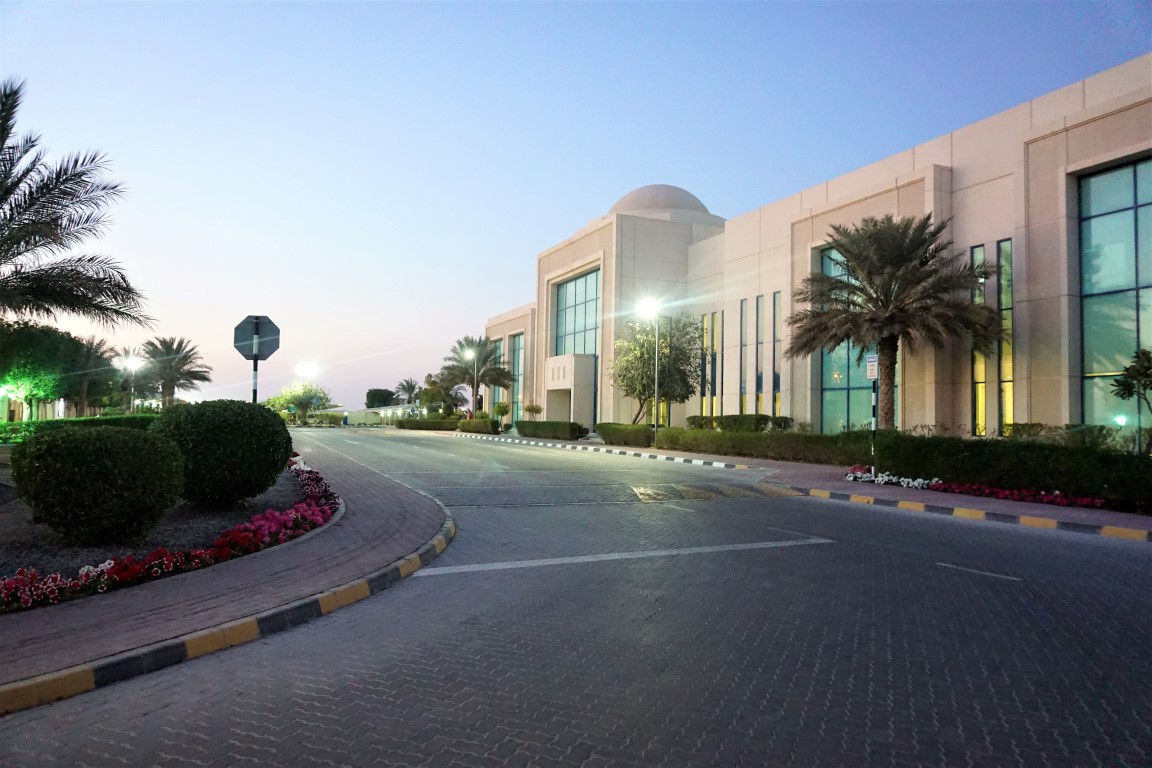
[792,487,1151,543]
[450,432,750,469]
[0,511,457,716]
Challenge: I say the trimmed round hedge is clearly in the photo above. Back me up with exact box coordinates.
[12,426,184,546]
[150,400,293,505]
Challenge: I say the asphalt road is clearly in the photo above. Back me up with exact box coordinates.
[1,429,1149,768]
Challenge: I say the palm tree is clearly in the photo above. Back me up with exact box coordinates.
[785,214,1001,430]
[440,335,513,414]
[0,79,151,328]
[70,335,115,416]
[395,377,421,404]
[141,337,213,408]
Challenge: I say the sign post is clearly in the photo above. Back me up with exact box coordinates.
[866,354,879,475]
[234,316,280,404]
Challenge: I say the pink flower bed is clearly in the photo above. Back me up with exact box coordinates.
[1,455,340,614]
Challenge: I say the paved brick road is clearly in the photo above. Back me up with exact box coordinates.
[1,429,1149,767]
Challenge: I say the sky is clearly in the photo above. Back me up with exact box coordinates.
[1,1,1149,409]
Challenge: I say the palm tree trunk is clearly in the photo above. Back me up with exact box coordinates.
[878,337,899,430]
[78,381,89,417]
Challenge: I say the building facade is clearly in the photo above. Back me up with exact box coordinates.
[484,54,1152,437]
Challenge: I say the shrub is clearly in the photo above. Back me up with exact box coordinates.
[686,416,715,430]
[150,400,293,505]
[312,413,343,427]
[516,420,582,439]
[716,415,772,432]
[12,427,183,545]
[876,431,1151,510]
[656,427,873,465]
[0,414,159,443]
[768,416,795,432]
[396,419,462,430]
[596,423,653,447]
[458,419,500,434]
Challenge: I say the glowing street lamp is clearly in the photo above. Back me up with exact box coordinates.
[114,355,144,413]
[638,299,662,439]
[464,348,478,414]
[295,361,321,380]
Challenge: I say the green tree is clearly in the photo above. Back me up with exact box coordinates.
[612,312,705,425]
[785,214,1001,430]
[265,379,332,425]
[0,320,87,419]
[417,373,466,416]
[0,79,151,328]
[365,388,395,408]
[440,335,513,414]
[141,336,213,408]
[1111,348,1152,457]
[395,377,421,404]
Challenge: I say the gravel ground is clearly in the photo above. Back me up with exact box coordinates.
[0,470,306,578]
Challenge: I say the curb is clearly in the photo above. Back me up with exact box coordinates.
[0,511,458,716]
[790,487,1151,543]
[450,432,750,470]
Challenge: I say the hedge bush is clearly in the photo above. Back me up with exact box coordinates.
[516,420,583,439]
[0,414,159,443]
[12,427,183,545]
[876,432,1151,510]
[150,401,293,505]
[656,427,873,465]
[685,415,795,432]
[457,419,500,435]
[596,423,653,447]
[396,419,462,430]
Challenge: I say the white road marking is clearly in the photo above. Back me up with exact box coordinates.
[935,562,1022,581]
[415,537,834,576]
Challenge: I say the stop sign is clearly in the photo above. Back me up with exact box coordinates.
[234,316,280,361]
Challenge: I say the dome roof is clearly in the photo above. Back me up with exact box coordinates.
[608,184,710,215]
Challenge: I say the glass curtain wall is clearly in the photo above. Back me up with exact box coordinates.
[755,295,765,413]
[997,240,1015,430]
[820,249,881,433]
[510,333,524,424]
[1080,160,1151,441]
[772,292,782,416]
[554,270,600,356]
[739,299,747,414]
[491,338,505,415]
[971,245,987,435]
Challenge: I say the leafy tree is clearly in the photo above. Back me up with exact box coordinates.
[493,401,511,423]
[395,377,421,404]
[265,379,332,425]
[0,79,151,328]
[612,312,705,424]
[141,336,213,408]
[439,335,513,414]
[417,373,466,415]
[1111,348,1152,457]
[0,320,87,418]
[785,214,1001,430]
[365,388,395,408]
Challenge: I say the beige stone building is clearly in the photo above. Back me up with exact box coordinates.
[484,54,1152,437]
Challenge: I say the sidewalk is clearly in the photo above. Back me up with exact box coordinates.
[451,432,1152,539]
[0,443,454,714]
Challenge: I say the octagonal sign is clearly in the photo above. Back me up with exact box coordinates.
[234,315,280,361]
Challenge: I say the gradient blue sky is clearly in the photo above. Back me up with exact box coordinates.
[2,1,1149,408]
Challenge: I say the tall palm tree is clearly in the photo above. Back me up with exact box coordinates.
[70,335,115,416]
[440,335,513,414]
[0,79,151,328]
[785,214,1001,430]
[141,336,213,408]
[395,377,421,404]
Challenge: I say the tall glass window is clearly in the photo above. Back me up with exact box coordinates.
[997,240,1014,430]
[755,295,765,414]
[1080,159,1151,440]
[819,249,881,433]
[971,245,987,435]
[554,270,600,356]
[510,333,524,424]
[739,299,747,414]
[712,311,723,416]
[772,292,782,417]
[490,338,505,415]
[700,314,710,416]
